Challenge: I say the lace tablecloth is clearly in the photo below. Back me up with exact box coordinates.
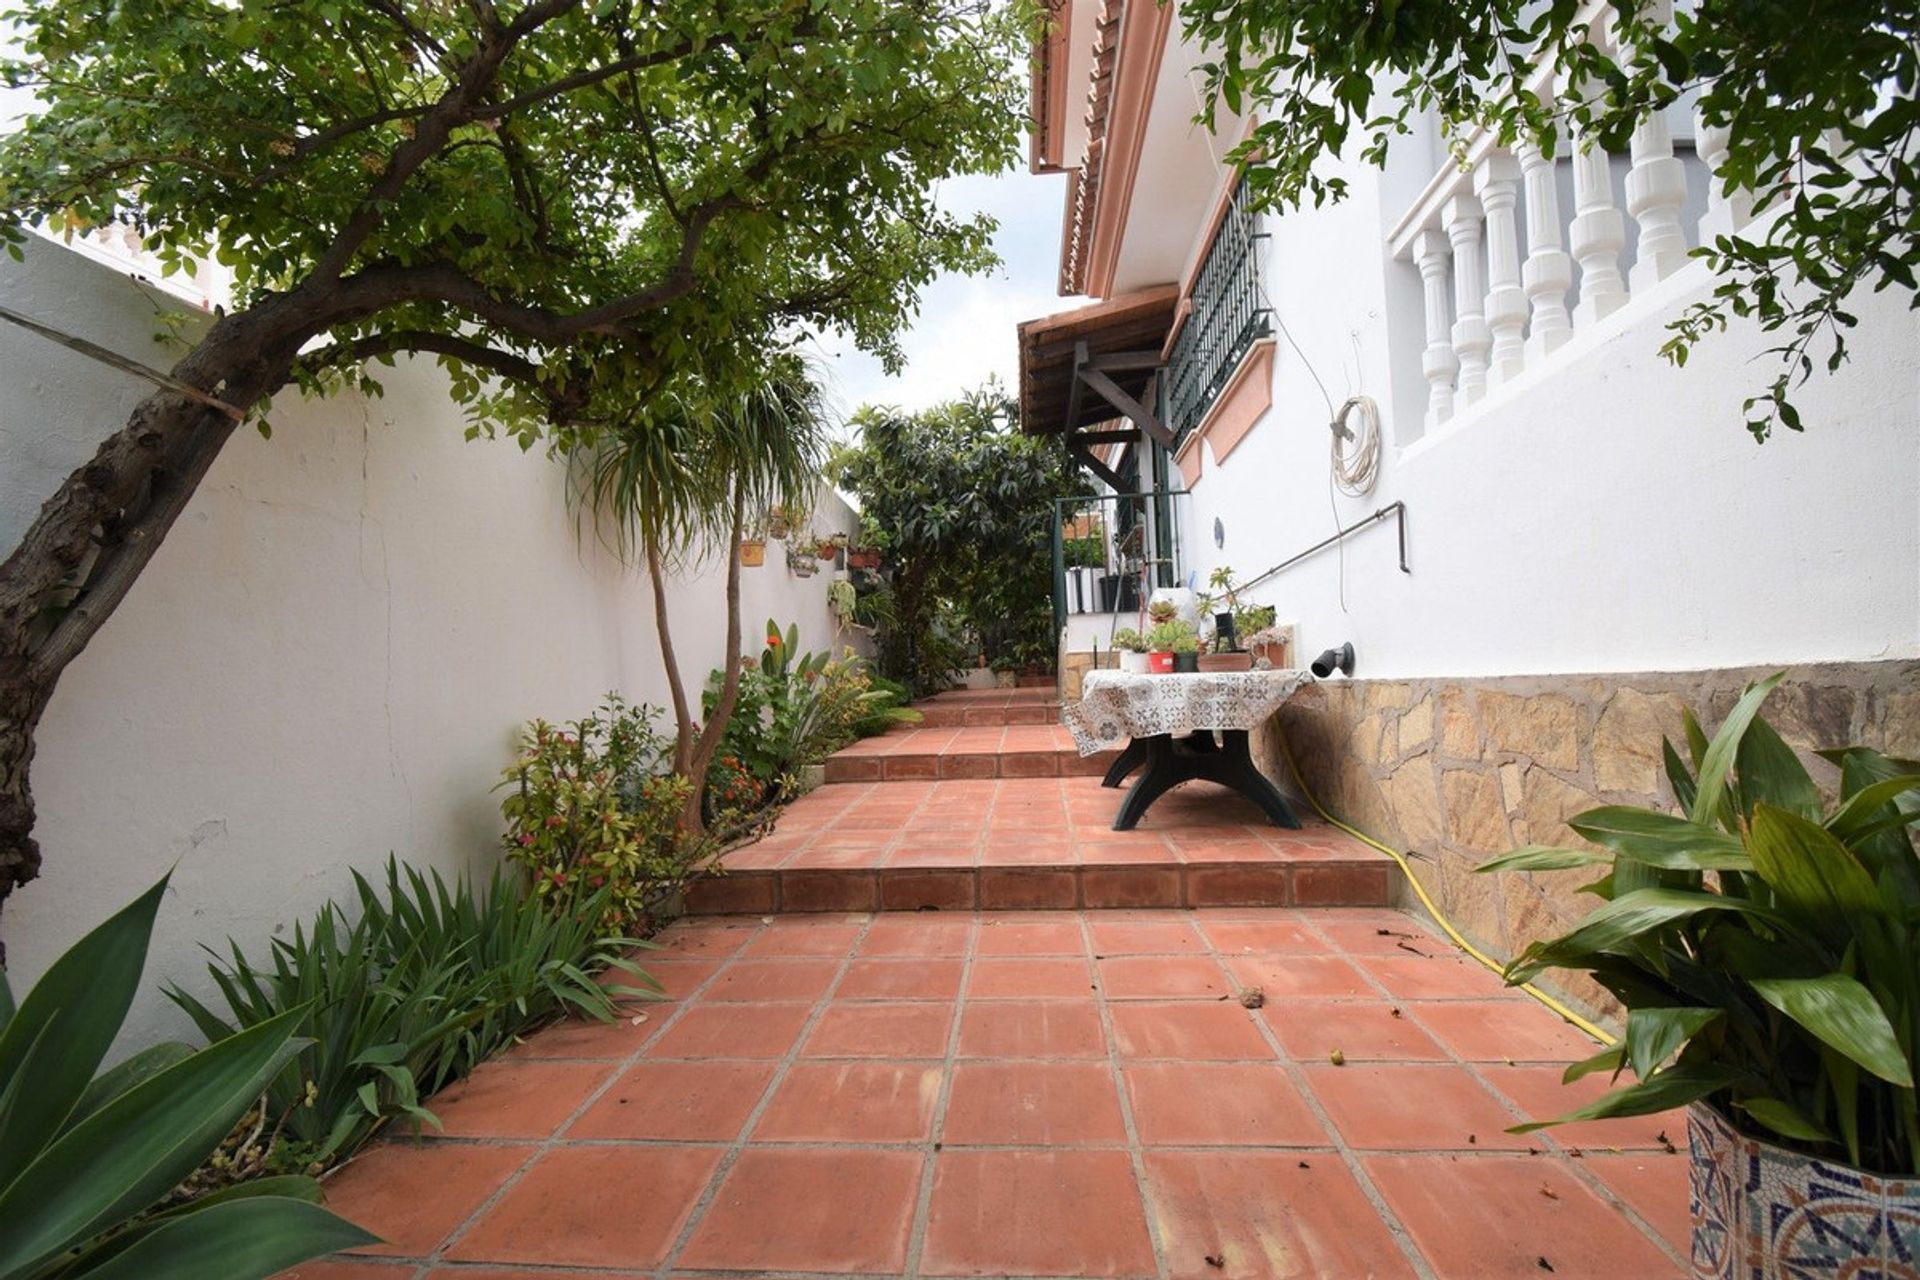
[1063,669,1312,755]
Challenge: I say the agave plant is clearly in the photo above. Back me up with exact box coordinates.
[1478,673,1919,1174]
[0,875,375,1279]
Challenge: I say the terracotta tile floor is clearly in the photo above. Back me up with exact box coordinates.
[296,908,1689,1280]
[824,723,1107,781]
[690,777,1397,915]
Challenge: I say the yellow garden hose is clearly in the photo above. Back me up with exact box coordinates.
[1275,730,1617,1047]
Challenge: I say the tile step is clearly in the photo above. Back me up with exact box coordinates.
[825,746,1112,784]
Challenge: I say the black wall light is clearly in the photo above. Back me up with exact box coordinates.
[1310,642,1355,679]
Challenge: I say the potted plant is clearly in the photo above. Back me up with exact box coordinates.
[1144,619,1190,674]
[786,545,818,577]
[1198,629,1253,672]
[1170,632,1201,673]
[738,535,766,567]
[1112,627,1150,674]
[1244,623,1291,669]
[847,545,881,570]
[1476,673,1919,1278]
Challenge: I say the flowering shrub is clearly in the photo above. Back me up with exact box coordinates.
[707,621,908,790]
[499,694,706,928]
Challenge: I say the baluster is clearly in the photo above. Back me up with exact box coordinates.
[1517,136,1573,360]
[1626,107,1690,289]
[1442,193,1490,405]
[1569,132,1628,326]
[1413,228,1458,428]
[1693,111,1751,244]
[1475,151,1526,386]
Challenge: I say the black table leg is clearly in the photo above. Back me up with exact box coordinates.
[1110,729,1302,831]
[1101,736,1148,788]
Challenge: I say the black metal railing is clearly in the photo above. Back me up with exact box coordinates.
[1051,488,1190,640]
[1164,180,1271,444]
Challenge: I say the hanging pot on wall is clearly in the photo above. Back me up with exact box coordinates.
[739,537,766,567]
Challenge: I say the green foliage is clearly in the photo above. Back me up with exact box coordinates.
[709,621,902,785]
[854,674,923,738]
[1202,566,1274,650]
[1144,619,1196,653]
[1146,598,1179,624]
[1061,532,1106,569]
[169,860,650,1175]
[0,1,1029,442]
[831,385,1089,692]
[498,695,707,928]
[0,876,375,1280]
[1184,0,1920,439]
[1477,675,1920,1173]
[1111,627,1148,653]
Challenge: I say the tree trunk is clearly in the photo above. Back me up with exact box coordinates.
[682,483,748,834]
[0,311,295,932]
[645,540,696,779]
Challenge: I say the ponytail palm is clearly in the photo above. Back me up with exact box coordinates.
[572,356,830,832]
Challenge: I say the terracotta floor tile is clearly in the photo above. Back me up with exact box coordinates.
[921,1149,1157,1277]
[1087,919,1207,954]
[320,1142,532,1257]
[1097,954,1232,999]
[628,958,720,1001]
[957,1000,1108,1058]
[700,958,840,1003]
[565,1059,774,1141]
[645,1002,812,1058]
[1581,1151,1693,1252]
[1477,1064,1687,1152]
[1363,1153,1685,1278]
[884,843,979,868]
[1108,1002,1275,1061]
[739,920,864,957]
[753,1060,943,1142]
[427,1060,613,1139]
[1123,1062,1328,1146]
[445,1146,721,1268]
[1357,951,1517,999]
[277,1263,414,1280]
[1221,953,1375,999]
[837,956,965,1000]
[678,1148,923,1273]
[1315,916,1446,955]
[803,1002,955,1057]
[421,1270,621,1280]
[1199,917,1328,953]
[650,919,757,959]
[858,916,974,955]
[1144,1150,1419,1280]
[1262,999,1450,1063]
[1300,1063,1535,1151]
[969,956,1097,999]
[943,1060,1128,1145]
[1409,998,1602,1062]
[975,918,1087,955]
[508,1009,664,1060]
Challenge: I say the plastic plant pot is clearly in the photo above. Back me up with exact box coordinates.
[1173,651,1200,673]
[1147,651,1176,674]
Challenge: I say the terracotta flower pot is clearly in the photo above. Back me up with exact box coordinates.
[1146,651,1175,674]
[738,538,766,567]
[847,549,881,570]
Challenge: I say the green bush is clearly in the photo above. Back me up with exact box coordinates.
[0,876,375,1280]
[709,621,913,784]
[169,860,650,1175]
[1478,673,1919,1174]
[498,693,707,927]
[855,674,923,738]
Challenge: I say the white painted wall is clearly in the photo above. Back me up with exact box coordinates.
[1167,152,1920,679]
[0,239,857,1047]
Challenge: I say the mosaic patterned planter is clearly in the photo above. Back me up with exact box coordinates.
[1689,1101,1920,1278]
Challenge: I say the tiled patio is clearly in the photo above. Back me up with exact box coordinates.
[292,908,1689,1280]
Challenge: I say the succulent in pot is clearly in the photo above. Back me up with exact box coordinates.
[1169,632,1200,673]
[1475,673,1919,1276]
[1143,619,1190,674]
[1111,627,1150,675]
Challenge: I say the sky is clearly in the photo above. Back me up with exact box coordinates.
[812,166,1072,426]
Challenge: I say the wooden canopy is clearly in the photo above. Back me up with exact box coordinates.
[1016,284,1177,439]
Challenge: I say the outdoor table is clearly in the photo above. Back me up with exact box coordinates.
[1063,669,1312,831]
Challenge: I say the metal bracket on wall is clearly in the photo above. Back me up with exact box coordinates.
[1240,501,1412,594]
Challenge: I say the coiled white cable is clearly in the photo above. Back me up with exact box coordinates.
[1330,394,1380,497]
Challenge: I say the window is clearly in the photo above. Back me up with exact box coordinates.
[1164,180,1270,444]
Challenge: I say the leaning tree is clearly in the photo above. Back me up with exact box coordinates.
[0,0,1025,913]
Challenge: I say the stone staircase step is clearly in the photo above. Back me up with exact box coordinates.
[911,687,1059,729]
[824,724,1104,783]
[688,776,1399,915]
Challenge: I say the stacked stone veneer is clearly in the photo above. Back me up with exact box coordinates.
[1257,662,1920,1017]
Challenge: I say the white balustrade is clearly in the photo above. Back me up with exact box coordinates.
[1413,228,1458,427]
[1381,0,1757,433]
[1475,153,1527,386]
[1442,193,1491,405]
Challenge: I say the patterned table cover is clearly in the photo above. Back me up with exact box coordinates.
[1063,669,1313,755]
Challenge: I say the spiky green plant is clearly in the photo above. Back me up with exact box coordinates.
[0,876,375,1279]
[1478,673,1919,1174]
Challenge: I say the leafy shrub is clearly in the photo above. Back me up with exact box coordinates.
[709,621,908,784]
[855,674,923,738]
[499,693,706,926]
[1,876,374,1280]
[1478,674,1919,1174]
[169,860,649,1175]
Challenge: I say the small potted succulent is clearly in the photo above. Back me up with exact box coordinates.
[1170,632,1201,673]
[1144,619,1192,674]
[1146,597,1179,628]
[1476,673,1920,1278]
[1111,627,1150,674]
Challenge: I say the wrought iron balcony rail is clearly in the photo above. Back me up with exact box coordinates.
[1165,179,1271,446]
